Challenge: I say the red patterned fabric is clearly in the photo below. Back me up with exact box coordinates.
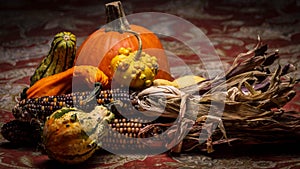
[0,0,300,168]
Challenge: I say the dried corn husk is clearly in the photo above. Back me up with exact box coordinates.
[132,41,299,153]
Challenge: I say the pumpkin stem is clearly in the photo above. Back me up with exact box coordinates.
[105,1,130,32]
[105,1,143,60]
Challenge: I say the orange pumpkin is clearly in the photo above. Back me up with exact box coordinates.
[74,1,173,82]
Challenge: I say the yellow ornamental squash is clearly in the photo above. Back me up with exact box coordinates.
[111,47,158,89]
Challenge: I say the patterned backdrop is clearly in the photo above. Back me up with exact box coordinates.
[0,0,300,168]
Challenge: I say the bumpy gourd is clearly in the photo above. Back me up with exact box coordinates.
[42,106,114,164]
[30,32,76,86]
[111,47,158,88]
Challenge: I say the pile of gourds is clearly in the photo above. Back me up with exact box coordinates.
[5,1,298,166]
[16,1,199,164]
[25,1,174,99]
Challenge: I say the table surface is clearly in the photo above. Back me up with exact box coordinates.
[0,0,300,168]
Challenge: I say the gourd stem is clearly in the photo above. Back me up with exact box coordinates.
[105,1,143,59]
[81,82,102,105]
[124,30,142,60]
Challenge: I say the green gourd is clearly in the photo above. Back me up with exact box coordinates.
[30,32,76,86]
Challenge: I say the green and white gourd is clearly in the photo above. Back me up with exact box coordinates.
[30,32,77,86]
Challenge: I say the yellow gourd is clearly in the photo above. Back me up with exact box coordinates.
[111,47,158,89]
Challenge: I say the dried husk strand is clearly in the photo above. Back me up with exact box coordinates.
[182,109,300,152]
[179,44,299,152]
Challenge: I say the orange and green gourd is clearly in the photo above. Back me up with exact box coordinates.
[42,106,114,164]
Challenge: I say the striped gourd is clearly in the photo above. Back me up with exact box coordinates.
[30,32,76,86]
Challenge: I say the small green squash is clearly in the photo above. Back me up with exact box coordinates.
[30,32,76,86]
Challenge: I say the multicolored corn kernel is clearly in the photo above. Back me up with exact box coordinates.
[12,89,132,123]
